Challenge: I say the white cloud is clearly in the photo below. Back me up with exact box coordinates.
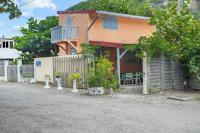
[22,11,32,17]
[0,21,5,26]
[24,0,57,10]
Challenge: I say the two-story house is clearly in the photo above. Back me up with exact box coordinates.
[0,37,21,61]
[51,10,155,87]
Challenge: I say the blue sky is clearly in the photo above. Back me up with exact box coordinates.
[0,0,83,38]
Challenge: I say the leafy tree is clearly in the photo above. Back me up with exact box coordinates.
[68,0,153,16]
[0,0,21,19]
[15,16,59,63]
[125,0,200,88]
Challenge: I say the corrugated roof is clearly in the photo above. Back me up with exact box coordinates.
[96,11,149,20]
[57,10,149,20]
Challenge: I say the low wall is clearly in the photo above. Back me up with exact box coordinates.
[34,57,54,83]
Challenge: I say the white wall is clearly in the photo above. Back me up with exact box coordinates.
[0,48,21,59]
[34,57,54,83]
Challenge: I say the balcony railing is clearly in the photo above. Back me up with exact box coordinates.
[51,26,79,43]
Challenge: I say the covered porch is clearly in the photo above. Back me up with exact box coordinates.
[90,41,144,88]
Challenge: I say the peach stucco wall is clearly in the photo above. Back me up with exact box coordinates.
[88,15,155,44]
[59,14,89,42]
[58,13,90,55]
[57,13,155,55]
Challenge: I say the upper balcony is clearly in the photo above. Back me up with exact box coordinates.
[51,26,79,43]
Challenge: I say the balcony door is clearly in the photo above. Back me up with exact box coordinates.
[66,16,72,39]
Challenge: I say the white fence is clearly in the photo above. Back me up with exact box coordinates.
[0,60,34,82]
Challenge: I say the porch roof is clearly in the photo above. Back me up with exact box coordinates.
[89,40,124,48]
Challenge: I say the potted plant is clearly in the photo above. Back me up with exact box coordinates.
[69,73,82,93]
[87,57,119,95]
[44,74,50,89]
[55,71,63,90]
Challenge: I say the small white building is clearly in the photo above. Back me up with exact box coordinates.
[0,37,21,60]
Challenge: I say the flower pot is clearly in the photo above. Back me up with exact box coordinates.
[55,78,63,90]
[71,79,78,92]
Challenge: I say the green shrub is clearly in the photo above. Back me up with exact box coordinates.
[88,56,119,90]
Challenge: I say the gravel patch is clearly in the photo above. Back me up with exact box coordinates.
[0,82,200,133]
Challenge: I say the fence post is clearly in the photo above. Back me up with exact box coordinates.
[4,60,9,82]
[17,59,22,82]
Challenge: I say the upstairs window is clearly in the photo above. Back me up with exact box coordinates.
[103,16,118,30]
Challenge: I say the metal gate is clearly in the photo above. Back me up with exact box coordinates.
[7,65,18,82]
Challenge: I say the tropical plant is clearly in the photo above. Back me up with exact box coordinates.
[0,0,22,19]
[88,56,119,90]
[14,16,59,62]
[125,0,200,88]
[69,73,82,80]
[55,71,62,78]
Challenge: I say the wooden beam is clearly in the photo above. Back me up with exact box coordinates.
[119,50,128,59]
[67,41,77,50]
[57,43,67,52]
[87,15,99,31]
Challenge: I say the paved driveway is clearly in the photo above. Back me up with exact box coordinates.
[0,82,200,133]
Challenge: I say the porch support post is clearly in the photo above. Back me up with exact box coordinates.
[116,48,121,85]
[143,52,148,95]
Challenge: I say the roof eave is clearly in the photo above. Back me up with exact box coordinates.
[96,11,149,20]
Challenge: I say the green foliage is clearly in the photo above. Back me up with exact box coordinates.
[55,71,62,78]
[14,16,59,61]
[125,0,200,85]
[0,0,22,19]
[88,56,119,90]
[81,43,101,56]
[68,0,153,17]
[69,73,82,80]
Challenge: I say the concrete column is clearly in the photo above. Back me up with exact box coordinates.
[4,60,9,82]
[116,48,121,85]
[143,52,148,95]
[17,59,22,82]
